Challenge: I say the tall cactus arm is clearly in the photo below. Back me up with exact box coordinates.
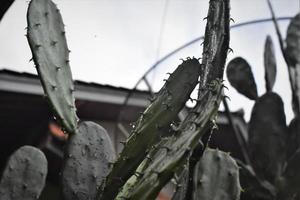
[98,58,201,200]
[116,80,224,200]
[199,0,230,89]
[26,0,78,134]
[114,0,231,198]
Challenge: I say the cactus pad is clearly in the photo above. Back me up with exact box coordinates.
[27,0,78,134]
[62,121,115,200]
[264,35,277,92]
[286,13,300,66]
[226,57,258,100]
[192,148,241,200]
[0,146,48,200]
[248,92,287,184]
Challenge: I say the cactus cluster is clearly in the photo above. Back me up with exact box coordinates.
[225,10,300,200]
[0,0,243,199]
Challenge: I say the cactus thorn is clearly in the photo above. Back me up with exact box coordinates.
[203,16,208,20]
[35,44,42,49]
[50,40,57,46]
[230,17,235,23]
[228,47,234,54]
[34,23,41,28]
[224,95,231,101]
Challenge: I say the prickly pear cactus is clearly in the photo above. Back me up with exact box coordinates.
[248,92,287,183]
[99,58,201,200]
[226,57,258,100]
[286,13,300,67]
[277,148,300,199]
[225,11,300,200]
[62,121,115,200]
[287,117,300,159]
[0,146,48,200]
[192,148,241,200]
[264,35,277,92]
[27,0,78,134]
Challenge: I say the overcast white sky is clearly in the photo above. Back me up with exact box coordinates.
[0,0,299,122]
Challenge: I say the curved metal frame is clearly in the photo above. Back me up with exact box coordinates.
[117,16,292,128]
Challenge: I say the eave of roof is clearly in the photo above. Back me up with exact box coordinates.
[0,69,150,107]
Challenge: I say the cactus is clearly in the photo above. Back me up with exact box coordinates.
[264,35,277,92]
[98,58,201,200]
[62,121,116,200]
[225,10,300,200]
[27,0,78,134]
[114,80,225,200]
[171,160,190,200]
[22,0,237,199]
[104,0,231,198]
[192,148,241,200]
[248,92,287,183]
[278,148,300,199]
[236,160,276,200]
[0,146,48,200]
[226,57,258,100]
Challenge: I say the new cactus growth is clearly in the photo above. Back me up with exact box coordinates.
[0,146,48,200]
[27,0,78,134]
[62,121,116,200]
[192,148,241,200]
